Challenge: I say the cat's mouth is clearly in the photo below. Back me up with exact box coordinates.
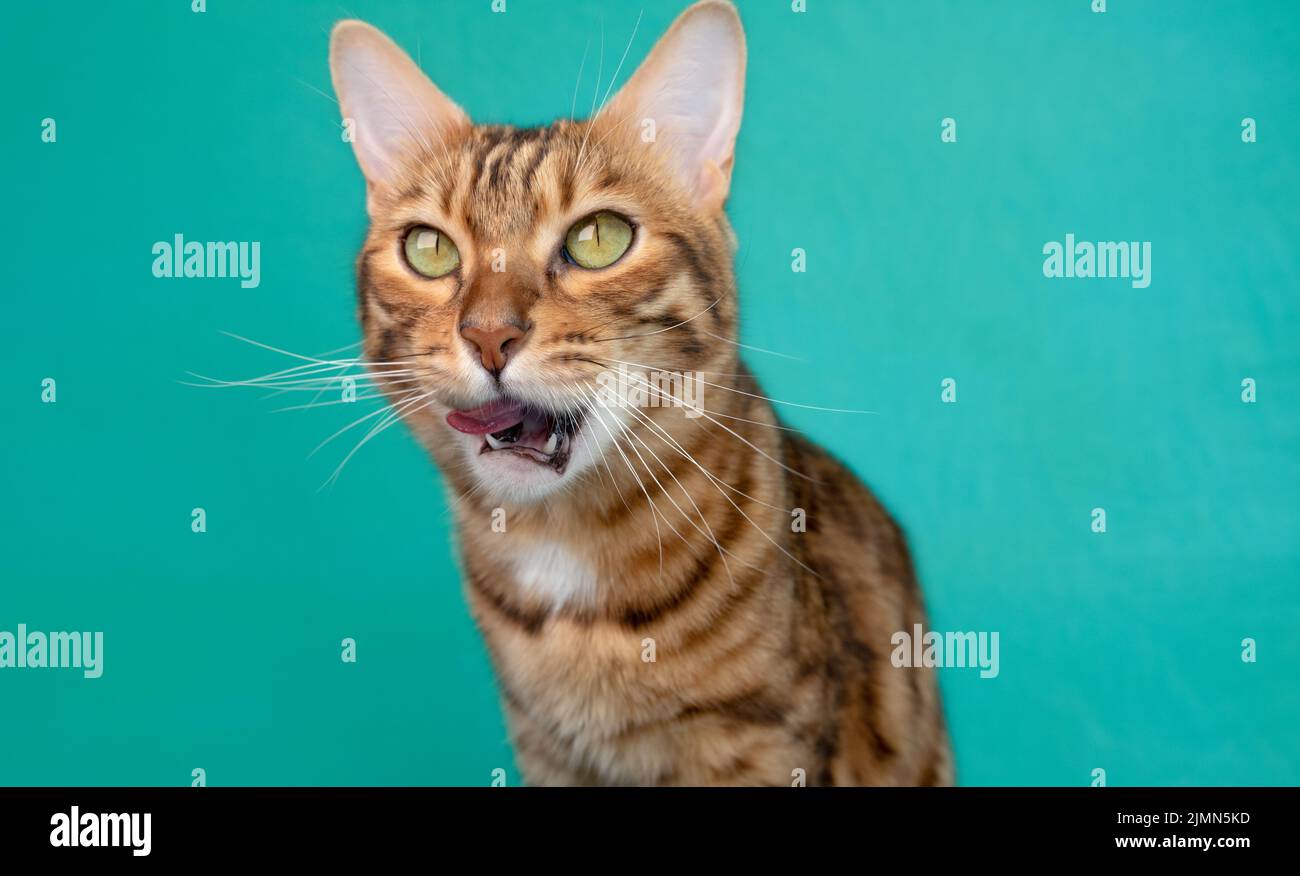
[446,398,585,474]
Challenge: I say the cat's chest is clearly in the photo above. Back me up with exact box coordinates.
[465,539,677,732]
[502,540,599,610]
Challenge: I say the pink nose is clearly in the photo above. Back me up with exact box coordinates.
[460,323,527,375]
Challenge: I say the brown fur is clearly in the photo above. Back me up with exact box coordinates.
[339,6,952,786]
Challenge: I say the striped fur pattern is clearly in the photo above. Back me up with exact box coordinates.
[331,1,952,786]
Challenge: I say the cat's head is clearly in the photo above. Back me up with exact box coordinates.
[329,1,746,504]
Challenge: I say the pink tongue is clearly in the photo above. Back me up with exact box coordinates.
[446,399,527,435]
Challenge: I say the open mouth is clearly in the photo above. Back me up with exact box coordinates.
[446,398,585,474]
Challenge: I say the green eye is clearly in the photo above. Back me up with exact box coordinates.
[403,226,460,278]
[564,212,633,270]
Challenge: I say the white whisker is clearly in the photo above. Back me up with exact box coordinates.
[597,9,643,113]
[321,390,432,490]
[700,327,804,362]
[570,36,591,122]
[590,387,737,588]
[591,297,721,343]
[311,390,419,458]
[616,396,818,578]
[581,384,668,585]
[616,370,818,484]
[610,357,876,416]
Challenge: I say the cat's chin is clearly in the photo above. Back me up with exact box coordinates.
[459,430,590,503]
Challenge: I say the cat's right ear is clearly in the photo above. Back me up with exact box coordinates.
[329,20,469,214]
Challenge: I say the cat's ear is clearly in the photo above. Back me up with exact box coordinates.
[600,1,746,212]
[329,20,469,212]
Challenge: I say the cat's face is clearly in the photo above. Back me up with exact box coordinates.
[330,1,745,503]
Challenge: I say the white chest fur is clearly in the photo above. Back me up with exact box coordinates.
[505,540,598,610]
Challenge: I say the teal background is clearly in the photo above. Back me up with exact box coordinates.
[3,0,1297,786]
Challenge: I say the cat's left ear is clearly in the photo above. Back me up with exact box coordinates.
[600,0,746,212]
[330,20,470,214]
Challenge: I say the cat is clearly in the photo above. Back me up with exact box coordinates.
[329,0,953,786]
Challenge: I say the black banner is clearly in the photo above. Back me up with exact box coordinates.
[1,787,1284,861]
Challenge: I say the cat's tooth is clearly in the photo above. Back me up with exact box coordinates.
[542,431,559,455]
[486,433,507,450]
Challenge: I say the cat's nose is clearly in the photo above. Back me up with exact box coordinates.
[460,322,529,377]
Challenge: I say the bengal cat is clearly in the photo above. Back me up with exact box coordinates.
[329,0,953,786]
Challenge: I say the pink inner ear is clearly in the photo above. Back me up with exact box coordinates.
[596,4,745,208]
[330,20,471,195]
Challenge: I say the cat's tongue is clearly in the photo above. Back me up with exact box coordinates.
[446,399,527,435]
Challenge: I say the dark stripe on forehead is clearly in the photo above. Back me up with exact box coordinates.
[487,149,510,192]
[471,126,511,192]
[558,160,576,213]
[507,125,545,153]
[487,128,536,191]
[465,130,507,237]
[482,126,542,193]
[522,126,556,200]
